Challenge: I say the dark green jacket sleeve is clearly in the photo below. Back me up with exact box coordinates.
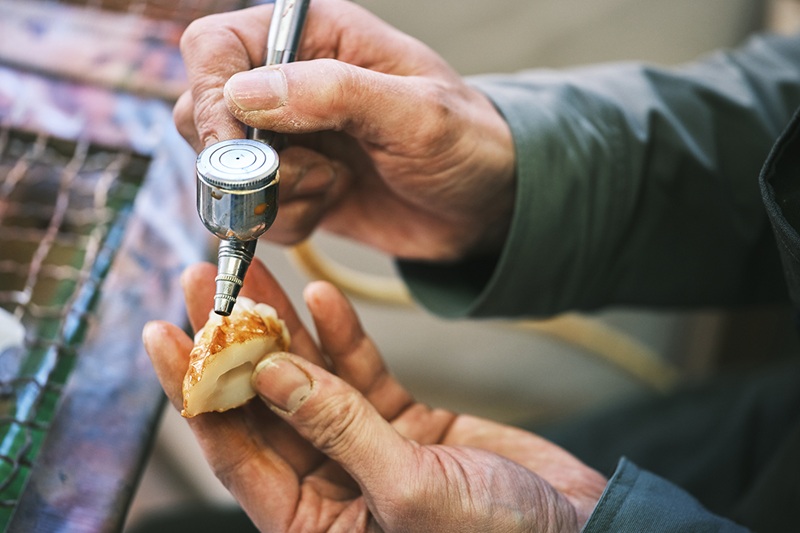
[583,459,748,532]
[399,32,800,318]
[581,80,800,533]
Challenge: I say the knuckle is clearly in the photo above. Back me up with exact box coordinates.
[180,14,224,56]
[414,82,455,145]
[193,85,223,118]
[192,88,229,143]
[306,389,366,455]
[312,59,362,131]
[209,445,259,491]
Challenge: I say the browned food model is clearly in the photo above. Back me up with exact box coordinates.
[182,296,290,417]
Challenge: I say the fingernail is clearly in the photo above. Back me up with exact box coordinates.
[291,162,336,196]
[225,67,288,111]
[141,321,157,347]
[141,321,166,357]
[252,354,314,414]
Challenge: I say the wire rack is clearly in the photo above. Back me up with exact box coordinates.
[0,127,149,528]
[0,1,266,529]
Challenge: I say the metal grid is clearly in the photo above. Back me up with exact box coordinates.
[0,127,149,528]
[0,0,262,528]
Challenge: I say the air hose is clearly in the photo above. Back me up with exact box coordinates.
[289,240,679,392]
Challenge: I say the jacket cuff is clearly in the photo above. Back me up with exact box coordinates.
[583,458,748,532]
[760,105,800,312]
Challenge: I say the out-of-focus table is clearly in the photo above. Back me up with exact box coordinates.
[0,1,264,530]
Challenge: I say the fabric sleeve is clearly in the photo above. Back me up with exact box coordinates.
[761,105,800,310]
[398,32,800,318]
[583,458,749,532]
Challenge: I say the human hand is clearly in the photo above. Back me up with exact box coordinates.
[143,260,606,532]
[174,0,515,261]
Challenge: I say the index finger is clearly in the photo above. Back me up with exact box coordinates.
[180,5,275,147]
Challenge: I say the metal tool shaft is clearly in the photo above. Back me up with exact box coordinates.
[247,0,310,144]
[208,0,310,316]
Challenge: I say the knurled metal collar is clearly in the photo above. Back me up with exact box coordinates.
[197,139,279,191]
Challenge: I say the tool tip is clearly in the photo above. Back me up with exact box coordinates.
[214,239,256,317]
[214,296,235,316]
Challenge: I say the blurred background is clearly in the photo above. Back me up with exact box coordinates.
[127,0,800,529]
[0,0,799,531]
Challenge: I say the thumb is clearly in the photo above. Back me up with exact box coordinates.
[223,59,441,143]
[252,352,414,489]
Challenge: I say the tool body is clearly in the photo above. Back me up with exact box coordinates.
[196,0,310,316]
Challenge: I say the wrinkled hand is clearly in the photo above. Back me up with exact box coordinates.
[143,261,606,532]
[174,0,515,261]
